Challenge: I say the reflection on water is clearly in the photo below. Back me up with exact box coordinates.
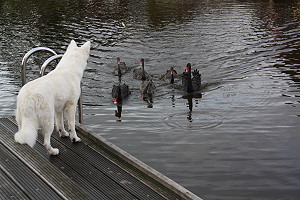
[183,93,203,123]
[115,104,122,119]
[1,0,300,199]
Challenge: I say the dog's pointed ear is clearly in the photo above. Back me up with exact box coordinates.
[81,41,91,54]
[67,40,78,51]
[81,41,90,51]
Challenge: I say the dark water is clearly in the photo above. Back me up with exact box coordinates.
[1,0,300,199]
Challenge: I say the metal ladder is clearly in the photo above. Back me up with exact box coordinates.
[21,47,84,124]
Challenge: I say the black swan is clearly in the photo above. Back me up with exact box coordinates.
[112,60,131,104]
[111,83,131,104]
[114,57,128,76]
[140,79,155,100]
[133,58,148,80]
[164,67,177,84]
[182,63,201,93]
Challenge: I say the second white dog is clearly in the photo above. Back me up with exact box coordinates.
[15,40,90,155]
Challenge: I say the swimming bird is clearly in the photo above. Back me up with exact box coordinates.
[164,67,177,84]
[140,78,155,100]
[182,63,201,93]
[111,83,131,104]
[112,58,131,104]
[114,57,128,76]
[133,58,148,80]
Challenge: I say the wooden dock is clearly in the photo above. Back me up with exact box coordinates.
[0,116,202,200]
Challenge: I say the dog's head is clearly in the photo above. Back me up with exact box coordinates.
[66,40,90,59]
[58,40,90,72]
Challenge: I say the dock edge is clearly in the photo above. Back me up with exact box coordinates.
[75,122,203,200]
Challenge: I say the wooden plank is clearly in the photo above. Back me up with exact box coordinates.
[76,122,203,200]
[1,116,203,200]
[0,119,93,200]
[50,133,167,200]
[37,136,142,200]
[0,167,30,200]
[0,144,62,200]
[2,117,165,200]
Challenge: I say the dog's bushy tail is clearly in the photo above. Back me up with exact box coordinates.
[14,120,38,148]
[15,102,38,148]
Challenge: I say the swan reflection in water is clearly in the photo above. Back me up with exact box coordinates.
[115,103,122,119]
[141,78,155,108]
[145,98,154,108]
[182,93,202,122]
[139,59,155,108]
[111,57,131,120]
[112,85,125,120]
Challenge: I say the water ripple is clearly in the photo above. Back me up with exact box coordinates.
[1,1,300,199]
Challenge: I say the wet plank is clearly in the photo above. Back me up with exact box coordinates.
[0,118,92,200]
[0,116,202,200]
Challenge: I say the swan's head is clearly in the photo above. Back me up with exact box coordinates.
[170,67,177,75]
[140,58,145,65]
[117,57,121,65]
[185,63,191,72]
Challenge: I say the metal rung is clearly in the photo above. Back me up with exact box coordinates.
[40,54,63,76]
[21,47,57,86]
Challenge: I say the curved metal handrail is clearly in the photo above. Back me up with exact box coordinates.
[40,54,63,76]
[21,47,57,86]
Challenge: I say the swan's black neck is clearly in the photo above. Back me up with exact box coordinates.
[141,62,146,81]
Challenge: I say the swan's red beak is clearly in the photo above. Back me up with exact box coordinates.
[113,98,118,104]
[170,70,173,74]
[185,67,189,72]
[117,61,120,64]
[141,94,145,98]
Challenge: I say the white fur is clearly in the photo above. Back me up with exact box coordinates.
[15,40,90,155]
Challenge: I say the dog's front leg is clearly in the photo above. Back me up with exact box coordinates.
[66,103,81,143]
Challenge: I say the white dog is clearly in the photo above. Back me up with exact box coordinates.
[15,40,90,155]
